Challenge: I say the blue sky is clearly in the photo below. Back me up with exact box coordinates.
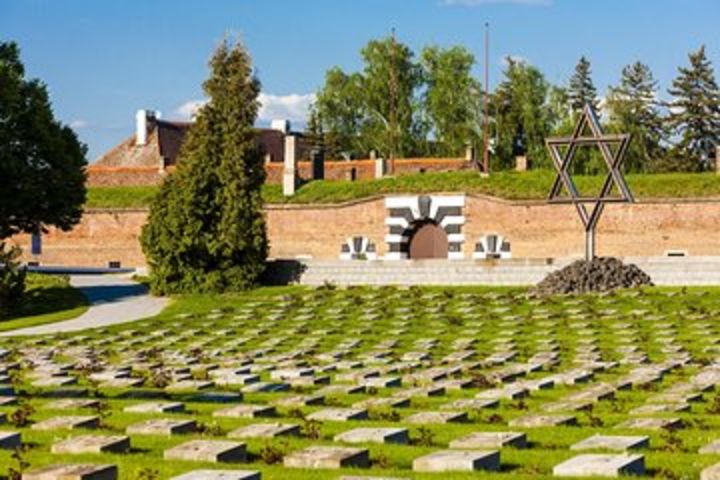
[2,0,718,161]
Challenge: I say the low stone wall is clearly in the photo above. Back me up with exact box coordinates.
[12,195,720,268]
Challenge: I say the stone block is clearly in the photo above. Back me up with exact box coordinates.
[508,414,576,428]
[449,431,526,449]
[614,417,682,431]
[0,431,21,449]
[228,423,300,439]
[32,416,99,431]
[51,435,130,454]
[284,446,369,469]
[126,418,196,436]
[164,440,246,463]
[700,440,720,454]
[406,411,467,424]
[307,408,368,422]
[553,454,645,477]
[571,435,649,452]
[124,402,185,414]
[22,464,118,480]
[413,450,500,472]
[170,471,260,480]
[334,427,409,444]
[702,463,720,480]
[213,405,276,419]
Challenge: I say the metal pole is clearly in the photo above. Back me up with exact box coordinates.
[585,227,595,261]
[483,22,490,175]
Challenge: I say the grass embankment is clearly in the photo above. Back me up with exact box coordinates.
[86,170,720,209]
[0,273,88,332]
[0,285,718,478]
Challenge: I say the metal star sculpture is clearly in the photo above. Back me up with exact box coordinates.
[545,103,633,260]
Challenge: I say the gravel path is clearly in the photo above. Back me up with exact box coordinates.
[1,274,168,336]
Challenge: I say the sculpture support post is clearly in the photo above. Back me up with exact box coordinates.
[585,227,595,261]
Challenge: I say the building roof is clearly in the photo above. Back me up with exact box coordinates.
[94,118,310,169]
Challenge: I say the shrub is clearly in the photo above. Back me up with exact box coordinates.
[0,242,26,316]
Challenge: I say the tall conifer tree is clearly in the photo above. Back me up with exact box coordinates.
[568,56,598,112]
[666,45,720,171]
[141,39,268,294]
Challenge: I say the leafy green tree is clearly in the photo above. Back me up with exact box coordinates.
[420,45,482,156]
[0,41,87,240]
[606,61,667,172]
[141,39,268,294]
[311,67,365,159]
[492,57,551,169]
[665,45,720,171]
[568,56,598,113]
[359,35,425,159]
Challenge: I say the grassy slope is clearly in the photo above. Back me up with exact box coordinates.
[0,285,718,478]
[86,170,720,209]
[0,273,89,332]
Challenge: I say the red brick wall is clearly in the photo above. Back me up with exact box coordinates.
[86,167,169,187]
[89,158,471,187]
[12,195,720,268]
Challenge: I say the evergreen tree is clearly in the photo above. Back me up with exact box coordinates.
[420,45,482,156]
[666,45,720,171]
[568,56,598,112]
[606,61,667,172]
[141,39,268,294]
[492,57,551,169]
[0,41,87,239]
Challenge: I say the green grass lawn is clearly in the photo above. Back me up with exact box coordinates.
[86,170,720,209]
[0,273,89,332]
[0,285,718,478]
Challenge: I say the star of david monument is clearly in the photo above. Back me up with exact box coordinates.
[545,103,634,261]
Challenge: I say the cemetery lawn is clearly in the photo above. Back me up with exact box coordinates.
[0,273,88,332]
[87,170,720,208]
[1,285,719,479]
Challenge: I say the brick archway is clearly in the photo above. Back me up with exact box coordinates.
[408,222,449,259]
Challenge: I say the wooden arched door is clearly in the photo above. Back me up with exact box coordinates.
[408,223,448,259]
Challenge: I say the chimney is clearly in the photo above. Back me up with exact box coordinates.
[271,119,291,134]
[136,109,160,146]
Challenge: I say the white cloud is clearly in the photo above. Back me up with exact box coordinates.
[175,99,207,120]
[174,93,315,123]
[69,119,89,130]
[258,93,315,123]
[442,0,551,6]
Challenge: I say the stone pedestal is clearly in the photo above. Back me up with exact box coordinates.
[374,157,386,179]
[515,155,528,172]
[283,135,298,196]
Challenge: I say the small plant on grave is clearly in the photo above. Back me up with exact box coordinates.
[318,281,337,291]
[471,373,493,389]
[191,369,209,381]
[660,427,684,452]
[373,452,392,469]
[707,394,720,414]
[259,440,288,464]
[411,426,436,447]
[197,421,225,437]
[92,401,113,428]
[9,400,35,427]
[149,369,171,389]
[287,407,306,419]
[652,467,680,480]
[513,399,529,411]
[583,410,604,428]
[484,413,505,424]
[366,386,378,396]
[136,468,160,480]
[7,446,30,480]
[368,408,400,422]
[447,315,463,327]
[302,418,323,439]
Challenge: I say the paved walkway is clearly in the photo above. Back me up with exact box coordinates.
[1,274,168,336]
